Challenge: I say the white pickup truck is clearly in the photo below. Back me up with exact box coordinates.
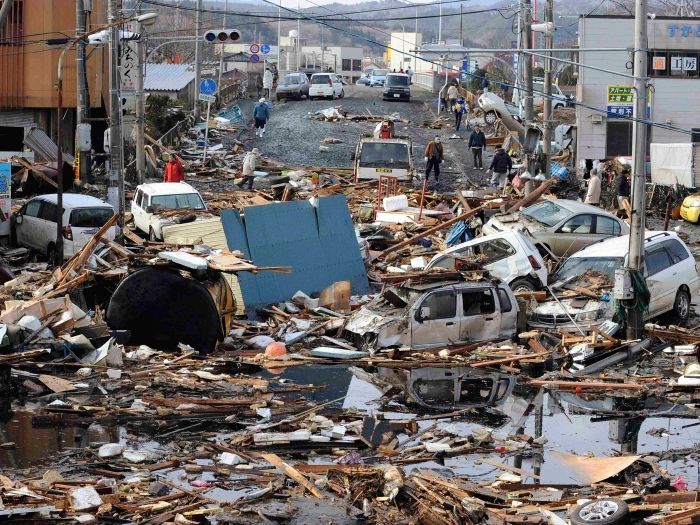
[353,133,415,182]
[131,182,208,241]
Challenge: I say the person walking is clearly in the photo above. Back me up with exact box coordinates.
[468,125,486,170]
[163,154,185,183]
[237,148,260,190]
[453,97,466,133]
[406,66,413,84]
[424,136,444,187]
[253,98,270,138]
[585,168,602,205]
[446,82,459,113]
[488,146,512,188]
[255,73,263,99]
[262,67,274,98]
[617,169,631,210]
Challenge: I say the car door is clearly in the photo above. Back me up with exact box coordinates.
[660,238,698,309]
[410,289,461,348]
[644,243,675,316]
[594,215,623,241]
[553,214,595,256]
[15,199,43,249]
[132,189,148,233]
[37,202,59,253]
[458,287,502,342]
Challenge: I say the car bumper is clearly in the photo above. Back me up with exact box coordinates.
[680,205,700,223]
[527,317,608,332]
[277,89,302,98]
[309,89,333,97]
[383,91,410,99]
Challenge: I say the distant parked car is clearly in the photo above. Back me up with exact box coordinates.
[368,69,388,87]
[131,182,207,241]
[482,199,629,257]
[12,193,116,260]
[308,73,344,100]
[382,73,411,101]
[276,72,309,101]
[425,230,547,293]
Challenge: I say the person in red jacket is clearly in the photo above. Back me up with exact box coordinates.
[163,154,184,183]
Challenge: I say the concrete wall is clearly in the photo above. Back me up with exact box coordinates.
[577,16,700,162]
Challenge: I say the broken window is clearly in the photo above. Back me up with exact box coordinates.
[476,239,516,263]
[419,292,456,320]
[462,289,496,316]
[497,288,512,313]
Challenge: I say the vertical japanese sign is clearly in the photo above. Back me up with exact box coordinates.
[120,25,137,91]
[606,85,634,118]
[0,163,11,236]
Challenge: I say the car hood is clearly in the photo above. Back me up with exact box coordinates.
[531,298,605,316]
[345,306,409,348]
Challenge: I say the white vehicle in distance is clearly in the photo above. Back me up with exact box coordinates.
[528,231,700,331]
[425,230,547,293]
[308,73,344,100]
[131,182,207,241]
[12,193,115,260]
[368,69,388,87]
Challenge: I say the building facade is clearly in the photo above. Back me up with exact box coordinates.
[576,15,700,164]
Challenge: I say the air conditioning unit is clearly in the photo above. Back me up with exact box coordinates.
[591,114,603,124]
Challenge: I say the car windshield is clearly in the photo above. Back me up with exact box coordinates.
[373,70,388,77]
[386,75,409,86]
[283,74,302,84]
[151,193,205,210]
[522,201,570,227]
[311,75,330,84]
[555,256,624,282]
[359,142,410,168]
[70,207,114,228]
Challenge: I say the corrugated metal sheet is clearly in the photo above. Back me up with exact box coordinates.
[24,127,74,163]
[161,217,245,315]
[0,110,36,128]
[144,64,196,92]
[221,196,369,318]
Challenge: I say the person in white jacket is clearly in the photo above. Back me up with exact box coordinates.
[263,68,274,98]
[237,148,260,190]
[585,169,601,205]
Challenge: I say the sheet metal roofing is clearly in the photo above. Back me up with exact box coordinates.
[144,64,195,92]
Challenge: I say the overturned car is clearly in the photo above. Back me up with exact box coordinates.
[345,279,518,351]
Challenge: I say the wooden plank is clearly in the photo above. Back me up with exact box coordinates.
[471,351,549,369]
[528,380,644,391]
[479,458,541,480]
[260,452,324,498]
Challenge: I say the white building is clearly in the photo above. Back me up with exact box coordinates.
[388,32,422,73]
[577,15,700,164]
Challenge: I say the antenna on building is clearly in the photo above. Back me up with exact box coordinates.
[674,0,696,17]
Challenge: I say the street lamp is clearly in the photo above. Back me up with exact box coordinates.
[54,12,157,265]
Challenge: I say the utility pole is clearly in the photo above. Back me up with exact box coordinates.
[321,26,324,71]
[217,0,228,100]
[193,0,202,121]
[542,0,553,176]
[107,0,121,213]
[277,0,281,70]
[438,0,443,43]
[459,3,463,45]
[76,0,89,183]
[134,4,146,184]
[626,0,649,339]
[522,0,534,123]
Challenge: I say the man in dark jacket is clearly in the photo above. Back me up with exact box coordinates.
[617,169,631,210]
[468,125,486,169]
[488,147,512,188]
[424,136,444,186]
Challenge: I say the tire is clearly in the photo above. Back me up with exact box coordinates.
[298,90,302,100]
[484,111,498,125]
[673,288,691,323]
[149,228,158,242]
[509,277,538,293]
[46,242,56,264]
[340,89,344,98]
[570,498,629,525]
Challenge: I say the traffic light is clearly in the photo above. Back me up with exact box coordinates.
[203,29,240,43]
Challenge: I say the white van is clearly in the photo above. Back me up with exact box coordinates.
[131,182,207,241]
[308,73,344,100]
[12,194,116,260]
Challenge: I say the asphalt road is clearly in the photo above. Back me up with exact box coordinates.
[230,84,497,192]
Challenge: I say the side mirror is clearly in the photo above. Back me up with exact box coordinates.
[15,215,22,225]
[418,306,431,321]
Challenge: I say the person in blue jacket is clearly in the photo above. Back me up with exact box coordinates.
[253,98,270,137]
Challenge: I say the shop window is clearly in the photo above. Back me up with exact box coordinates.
[606,121,633,157]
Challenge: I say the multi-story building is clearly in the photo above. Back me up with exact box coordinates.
[0,0,107,155]
[576,15,700,165]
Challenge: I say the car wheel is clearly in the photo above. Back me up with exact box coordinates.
[298,90,302,99]
[46,242,57,264]
[570,498,629,525]
[484,111,499,125]
[276,94,281,102]
[149,228,158,242]
[340,89,344,98]
[673,288,691,323]
[510,277,538,293]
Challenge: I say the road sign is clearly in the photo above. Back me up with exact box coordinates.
[250,43,260,54]
[199,78,217,96]
[250,54,260,63]
[260,43,270,54]
[198,93,216,103]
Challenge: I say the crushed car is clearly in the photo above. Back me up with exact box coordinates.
[345,279,518,351]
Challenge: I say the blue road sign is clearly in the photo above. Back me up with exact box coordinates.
[199,78,217,96]
[260,43,271,54]
[250,54,260,63]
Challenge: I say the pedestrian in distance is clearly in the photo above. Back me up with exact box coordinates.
[453,97,466,133]
[255,73,263,99]
[263,67,274,98]
[163,153,185,183]
[468,125,486,170]
[585,168,602,205]
[237,148,260,190]
[488,146,512,188]
[406,66,413,84]
[424,136,444,187]
[399,67,404,74]
[618,169,631,210]
[446,82,459,113]
[253,98,270,138]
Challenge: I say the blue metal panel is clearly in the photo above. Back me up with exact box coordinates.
[220,197,369,318]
